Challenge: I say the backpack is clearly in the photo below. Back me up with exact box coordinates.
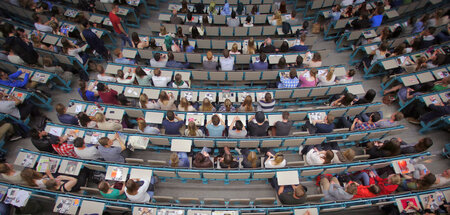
[282,22,292,35]
[236,2,244,15]
[194,3,205,14]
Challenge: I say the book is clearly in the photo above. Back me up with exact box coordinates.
[64,161,79,175]
[128,136,149,150]
[4,188,30,207]
[158,209,184,215]
[48,127,63,137]
[110,167,123,181]
[21,153,36,167]
[0,186,8,201]
[55,198,79,214]
[308,112,326,124]
[392,160,415,174]
[37,157,59,173]
[133,207,156,215]
[399,197,420,213]
[421,192,445,211]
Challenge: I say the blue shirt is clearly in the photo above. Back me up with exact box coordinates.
[0,70,29,88]
[166,60,189,69]
[290,45,308,52]
[58,114,79,125]
[169,152,190,167]
[78,88,98,102]
[162,119,185,135]
[206,124,225,137]
[278,77,299,88]
[251,62,269,70]
[370,15,383,27]
[315,123,334,133]
[98,145,124,163]
[182,45,194,53]
[114,58,135,65]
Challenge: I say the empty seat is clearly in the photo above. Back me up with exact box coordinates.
[149,137,170,146]
[204,198,226,206]
[229,198,251,206]
[153,196,176,204]
[228,173,250,179]
[178,172,202,179]
[204,173,226,179]
[83,164,106,172]
[147,160,167,167]
[254,197,276,206]
[287,161,305,167]
[306,193,324,202]
[105,205,131,212]
[178,197,201,205]
[253,172,275,179]
[153,170,177,178]
[125,158,144,164]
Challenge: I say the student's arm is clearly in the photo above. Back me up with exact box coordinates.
[57,175,78,191]
[350,118,359,131]
[277,186,285,195]
[137,179,150,192]
[114,133,126,151]
[9,70,23,79]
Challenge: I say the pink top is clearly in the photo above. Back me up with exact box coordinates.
[299,76,317,87]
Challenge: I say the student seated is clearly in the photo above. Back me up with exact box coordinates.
[301,113,335,134]
[45,174,80,192]
[162,111,185,135]
[300,145,334,165]
[55,103,78,125]
[277,183,307,205]
[0,163,25,184]
[352,183,381,199]
[20,168,52,188]
[30,129,58,153]
[51,131,78,158]
[264,150,286,168]
[272,111,293,136]
[218,146,239,169]
[206,114,225,137]
[170,152,190,167]
[98,133,127,163]
[171,73,189,88]
[73,137,102,160]
[241,149,260,168]
[98,181,127,200]
[248,111,269,136]
[321,177,357,201]
[136,118,160,135]
[125,178,155,203]
[151,68,170,87]
[366,138,400,159]
[399,137,433,154]
[278,68,299,88]
[193,150,213,168]
[336,69,355,84]
[95,112,123,131]
[228,116,247,138]
[185,121,204,137]
[250,53,269,71]
[257,93,275,112]
[352,170,401,195]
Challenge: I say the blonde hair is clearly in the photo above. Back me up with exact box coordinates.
[95,112,106,123]
[160,26,167,35]
[247,151,258,168]
[231,43,238,53]
[247,38,256,54]
[326,67,335,81]
[274,11,282,25]
[170,153,179,167]
[139,94,149,109]
[199,98,214,112]
[242,95,254,112]
[274,152,284,165]
[137,118,147,131]
[179,97,190,111]
[187,121,198,136]
[343,148,355,161]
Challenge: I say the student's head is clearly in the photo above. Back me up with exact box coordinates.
[223,49,230,58]
[347,69,355,77]
[179,97,190,110]
[363,89,376,103]
[243,95,253,111]
[170,153,180,167]
[206,51,213,61]
[0,163,13,174]
[174,73,183,85]
[231,43,239,53]
[73,137,85,148]
[153,68,162,77]
[323,150,334,164]
[387,174,401,185]
[415,137,433,152]
[345,183,358,195]
[368,184,381,194]
[246,16,252,23]
[167,111,175,121]
[154,53,161,61]
[224,99,233,111]
[419,173,437,189]
[294,185,305,198]
[289,68,297,79]
[341,93,356,106]
[131,32,140,44]
[326,114,335,124]
[95,112,106,123]
[379,42,389,52]
[77,112,92,127]
[55,103,67,115]
[211,115,220,126]
[282,111,289,120]
[160,26,167,35]
[342,148,355,161]
[159,91,169,101]
[251,5,258,14]
[96,83,106,92]
[312,53,321,62]
[44,178,60,190]
[247,151,258,168]
[264,93,272,103]
[187,121,198,136]
[274,152,284,165]
[112,3,119,12]
[280,41,289,53]
[21,168,43,186]
[390,112,404,121]
[32,13,41,23]
[309,68,318,78]
[139,93,149,108]
[255,111,265,124]
[231,10,236,19]
[296,55,303,66]
[259,52,267,62]
[98,137,112,147]
[200,98,213,112]
[223,153,233,166]
[235,120,243,131]
[135,67,146,77]
[369,112,381,123]
[167,51,175,61]
[277,57,287,68]
[98,181,111,193]
[126,179,140,194]
[326,67,335,81]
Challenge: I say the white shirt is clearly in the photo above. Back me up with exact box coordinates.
[243,23,254,27]
[306,149,324,165]
[152,76,170,87]
[149,59,167,68]
[117,72,136,84]
[220,57,234,71]
[264,158,286,168]
[125,179,151,203]
[432,174,450,187]
[97,74,116,82]
[67,48,84,65]
[0,101,20,119]
[34,23,52,33]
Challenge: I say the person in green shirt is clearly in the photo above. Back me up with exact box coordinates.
[98,181,127,200]
[432,77,449,92]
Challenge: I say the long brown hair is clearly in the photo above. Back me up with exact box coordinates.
[242,95,254,112]
[20,168,43,187]
[200,98,213,112]
[326,67,335,81]
[79,80,88,101]
[159,91,169,103]
[179,97,190,111]
[247,151,258,168]
[187,121,198,136]
[140,94,149,109]
[224,99,233,112]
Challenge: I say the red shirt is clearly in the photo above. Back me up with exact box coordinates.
[352,185,378,199]
[98,89,119,105]
[52,142,78,158]
[109,12,122,34]
[373,176,398,195]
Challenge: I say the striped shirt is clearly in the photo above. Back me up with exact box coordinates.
[257,100,276,112]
